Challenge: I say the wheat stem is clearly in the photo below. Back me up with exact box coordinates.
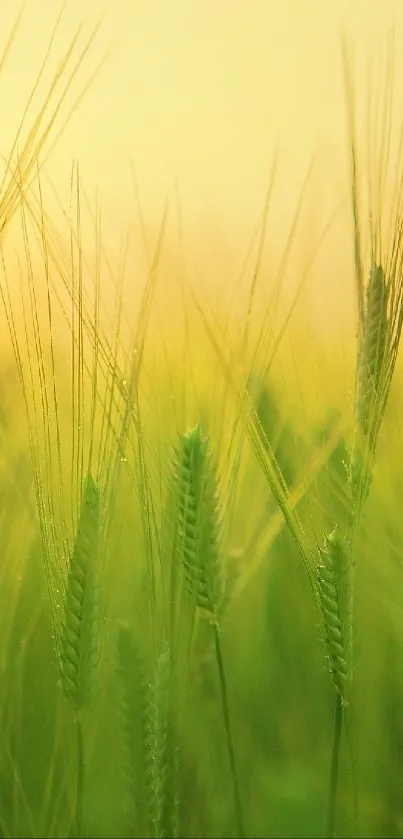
[213,623,245,839]
[318,528,354,836]
[60,473,101,839]
[75,717,85,839]
[343,709,359,835]
[174,424,245,835]
[327,693,343,839]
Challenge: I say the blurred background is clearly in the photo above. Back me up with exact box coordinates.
[2,0,403,338]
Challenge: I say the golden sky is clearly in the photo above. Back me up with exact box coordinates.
[2,0,403,334]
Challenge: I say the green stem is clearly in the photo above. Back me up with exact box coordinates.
[74,716,85,838]
[213,623,245,838]
[343,707,359,836]
[327,692,343,838]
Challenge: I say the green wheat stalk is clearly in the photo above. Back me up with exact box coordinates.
[59,472,101,839]
[317,528,355,837]
[323,265,389,839]
[330,40,403,835]
[146,645,179,839]
[115,621,149,835]
[174,423,245,838]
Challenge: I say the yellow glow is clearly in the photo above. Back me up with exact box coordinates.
[2,0,403,336]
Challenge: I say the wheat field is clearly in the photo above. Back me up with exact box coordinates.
[1,7,403,839]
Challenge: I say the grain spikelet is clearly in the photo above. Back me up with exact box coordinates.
[317,529,353,700]
[173,424,224,623]
[59,473,101,709]
[146,647,175,839]
[352,265,388,500]
[357,265,388,429]
[116,621,149,833]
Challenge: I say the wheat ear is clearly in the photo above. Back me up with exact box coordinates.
[59,473,101,709]
[318,528,354,838]
[318,529,353,700]
[59,473,101,839]
[146,646,176,839]
[116,621,149,835]
[174,424,245,838]
[173,423,224,623]
[351,264,388,507]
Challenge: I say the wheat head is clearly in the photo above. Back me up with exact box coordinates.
[59,473,101,710]
[173,423,224,624]
[317,529,353,701]
[351,264,388,504]
[116,621,149,831]
[146,646,177,839]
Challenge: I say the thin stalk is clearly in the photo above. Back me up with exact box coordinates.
[327,693,343,838]
[73,716,85,838]
[213,623,245,839]
[344,708,359,836]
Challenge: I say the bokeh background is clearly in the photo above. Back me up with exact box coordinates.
[2,0,403,336]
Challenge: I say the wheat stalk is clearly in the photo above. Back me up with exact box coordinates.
[115,621,149,835]
[146,646,173,839]
[58,472,101,839]
[173,423,245,837]
[317,526,354,838]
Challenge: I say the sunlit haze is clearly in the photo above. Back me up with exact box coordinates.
[2,0,403,337]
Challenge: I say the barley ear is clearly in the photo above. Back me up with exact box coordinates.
[115,621,149,833]
[174,426,245,836]
[351,264,388,505]
[317,529,353,702]
[146,646,179,839]
[173,423,224,624]
[59,473,101,710]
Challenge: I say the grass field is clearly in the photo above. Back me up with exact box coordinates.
[1,11,403,839]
